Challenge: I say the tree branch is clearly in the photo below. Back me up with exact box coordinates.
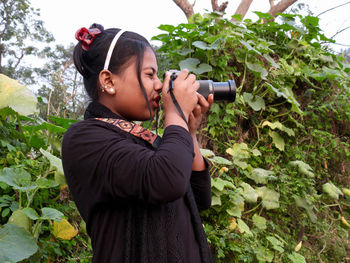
[172,0,195,20]
[234,0,253,19]
[268,0,298,17]
[269,0,275,8]
[317,1,350,17]
[211,0,229,12]
[331,26,350,39]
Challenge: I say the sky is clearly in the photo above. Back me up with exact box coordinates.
[29,0,350,52]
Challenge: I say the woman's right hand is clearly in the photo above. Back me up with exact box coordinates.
[162,69,199,128]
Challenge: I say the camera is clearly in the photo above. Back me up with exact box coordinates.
[168,70,236,102]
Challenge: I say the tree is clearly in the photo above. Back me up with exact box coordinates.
[0,0,54,83]
[173,0,298,20]
[36,44,88,120]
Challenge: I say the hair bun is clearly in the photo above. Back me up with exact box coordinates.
[89,23,104,31]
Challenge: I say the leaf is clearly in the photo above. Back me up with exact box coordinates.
[41,207,64,221]
[262,121,295,136]
[252,214,267,230]
[193,40,219,50]
[0,167,37,191]
[209,156,232,165]
[265,82,288,99]
[263,54,280,68]
[269,131,285,151]
[40,149,66,185]
[289,160,314,178]
[239,40,261,55]
[255,246,274,262]
[257,187,280,210]
[35,178,58,189]
[266,236,284,253]
[294,196,317,223]
[0,223,38,262]
[322,182,343,200]
[226,143,250,158]
[295,241,302,252]
[22,207,40,220]
[237,219,252,236]
[52,219,78,240]
[247,168,275,184]
[211,177,235,191]
[157,24,175,33]
[246,61,268,79]
[240,182,258,203]
[0,74,38,116]
[288,252,307,263]
[211,195,221,206]
[226,206,242,218]
[200,148,215,158]
[179,58,212,75]
[243,92,265,111]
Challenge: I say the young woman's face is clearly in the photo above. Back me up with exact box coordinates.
[110,47,162,121]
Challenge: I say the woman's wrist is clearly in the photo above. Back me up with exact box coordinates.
[164,112,189,131]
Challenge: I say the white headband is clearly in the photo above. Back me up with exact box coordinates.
[103,29,126,70]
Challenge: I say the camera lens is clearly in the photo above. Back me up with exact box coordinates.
[197,80,236,102]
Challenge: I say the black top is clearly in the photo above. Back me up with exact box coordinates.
[61,102,213,263]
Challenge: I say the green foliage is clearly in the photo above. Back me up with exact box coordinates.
[154,11,350,262]
[0,75,91,262]
[0,0,54,84]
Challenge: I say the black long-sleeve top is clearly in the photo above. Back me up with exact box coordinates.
[61,102,213,263]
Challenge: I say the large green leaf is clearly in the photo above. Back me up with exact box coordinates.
[243,92,265,111]
[257,187,280,210]
[266,236,284,253]
[289,160,314,178]
[193,40,219,50]
[237,219,253,236]
[246,61,268,79]
[0,167,36,191]
[0,74,37,116]
[262,121,295,136]
[294,195,317,223]
[0,223,38,262]
[252,214,267,230]
[269,131,285,151]
[40,149,66,185]
[239,182,258,203]
[288,252,307,263]
[41,207,64,221]
[322,182,343,200]
[247,168,275,184]
[179,58,212,75]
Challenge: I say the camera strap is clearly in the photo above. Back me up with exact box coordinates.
[168,78,189,126]
[95,118,162,149]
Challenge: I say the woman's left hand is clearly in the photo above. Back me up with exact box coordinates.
[188,93,214,136]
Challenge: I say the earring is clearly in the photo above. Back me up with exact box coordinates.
[109,88,115,94]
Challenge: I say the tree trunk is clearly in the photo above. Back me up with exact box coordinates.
[211,0,229,12]
[173,0,195,19]
[268,0,297,17]
[233,0,253,19]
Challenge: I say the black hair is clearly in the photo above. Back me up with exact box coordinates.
[73,23,155,104]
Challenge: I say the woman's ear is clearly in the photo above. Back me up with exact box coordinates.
[99,69,116,95]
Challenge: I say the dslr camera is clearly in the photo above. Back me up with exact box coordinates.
[168,70,236,102]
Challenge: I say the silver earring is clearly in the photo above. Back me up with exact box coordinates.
[109,88,115,93]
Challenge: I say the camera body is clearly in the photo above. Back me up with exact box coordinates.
[169,70,236,102]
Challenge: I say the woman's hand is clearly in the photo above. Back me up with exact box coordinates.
[188,93,214,136]
[162,70,200,130]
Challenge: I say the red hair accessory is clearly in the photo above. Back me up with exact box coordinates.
[75,27,102,51]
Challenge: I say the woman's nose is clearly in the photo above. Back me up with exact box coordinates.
[155,78,163,92]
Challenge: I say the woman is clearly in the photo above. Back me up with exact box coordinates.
[61,23,214,263]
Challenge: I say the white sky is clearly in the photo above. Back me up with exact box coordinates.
[29,0,350,52]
